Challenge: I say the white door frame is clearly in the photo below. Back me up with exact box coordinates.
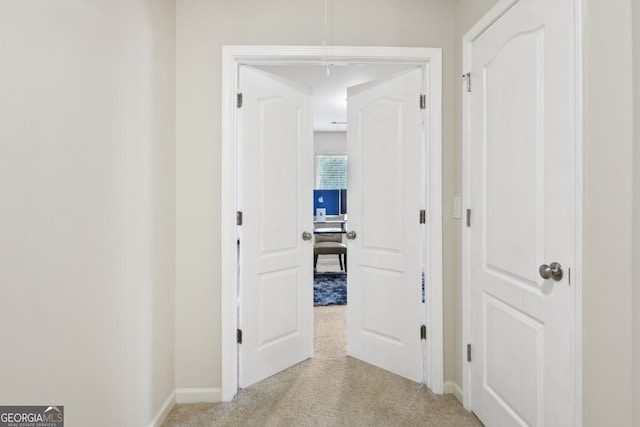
[221,45,443,401]
[461,0,583,423]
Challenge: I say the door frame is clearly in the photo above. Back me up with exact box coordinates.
[461,0,583,423]
[221,45,443,401]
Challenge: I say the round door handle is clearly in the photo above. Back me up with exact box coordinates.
[346,231,357,240]
[539,262,563,281]
[302,231,313,241]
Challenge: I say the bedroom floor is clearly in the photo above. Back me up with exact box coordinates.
[315,255,344,273]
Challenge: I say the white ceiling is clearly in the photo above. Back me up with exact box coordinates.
[253,63,416,132]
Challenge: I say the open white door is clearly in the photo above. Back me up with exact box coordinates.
[237,66,314,388]
[346,68,424,383]
[464,0,578,425]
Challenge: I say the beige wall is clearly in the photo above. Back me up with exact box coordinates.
[0,1,176,426]
[634,0,640,421]
[314,132,347,155]
[452,0,500,394]
[175,0,456,393]
[582,0,634,425]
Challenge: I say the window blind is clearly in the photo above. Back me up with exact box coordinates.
[315,154,347,189]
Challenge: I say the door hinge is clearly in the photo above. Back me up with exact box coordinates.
[237,93,243,108]
[237,329,243,344]
[466,209,471,227]
[467,343,472,362]
[420,94,426,110]
[237,211,243,226]
[420,209,426,224]
[462,73,471,92]
[420,324,427,340]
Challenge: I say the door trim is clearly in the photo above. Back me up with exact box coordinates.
[461,0,583,424]
[222,45,443,400]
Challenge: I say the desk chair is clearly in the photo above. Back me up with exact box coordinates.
[314,216,347,272]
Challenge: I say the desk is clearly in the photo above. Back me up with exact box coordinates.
[313,220,347,234]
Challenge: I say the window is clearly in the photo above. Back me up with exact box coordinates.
[315,154,347,190]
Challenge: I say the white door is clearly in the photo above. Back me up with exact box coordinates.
[466,0,577,425]
[346,68,424,383]
[237,66,314,388]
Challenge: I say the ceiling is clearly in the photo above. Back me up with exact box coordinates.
[253,63,416,132]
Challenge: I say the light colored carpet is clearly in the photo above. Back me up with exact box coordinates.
[162,305,482,427]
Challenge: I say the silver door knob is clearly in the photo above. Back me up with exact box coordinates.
[539,262,563,281]
[346,231,357,240]
[302,231,313,241]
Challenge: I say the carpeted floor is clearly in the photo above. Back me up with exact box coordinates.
[162,305,482,427]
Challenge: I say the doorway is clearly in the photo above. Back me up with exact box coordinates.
[221,46,444,401]
[253,62,421,358]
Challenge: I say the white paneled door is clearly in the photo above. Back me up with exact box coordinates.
[465,0,578,425]
[346,68,424,383]
[237,66,314,388]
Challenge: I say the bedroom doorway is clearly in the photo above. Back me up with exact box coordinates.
[221,46,444,401]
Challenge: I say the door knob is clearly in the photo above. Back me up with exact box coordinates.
[346,231,357,240]
[302,231,313,241]
[539,262,563,281]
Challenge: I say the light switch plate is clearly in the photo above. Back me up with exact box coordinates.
[453,197,462,219]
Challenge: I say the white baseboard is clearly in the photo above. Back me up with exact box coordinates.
[444,381,463,403]
[148,390,176,427]
[176,387,222,404]
[147,387,222,426]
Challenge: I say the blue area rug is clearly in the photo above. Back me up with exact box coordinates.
[314,272,347,306]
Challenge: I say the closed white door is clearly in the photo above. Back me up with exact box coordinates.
[466,0,577,425]
[237,66,314,388]
[346,68,424,383]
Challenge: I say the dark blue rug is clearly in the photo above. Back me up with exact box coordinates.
[314,272,347,306]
